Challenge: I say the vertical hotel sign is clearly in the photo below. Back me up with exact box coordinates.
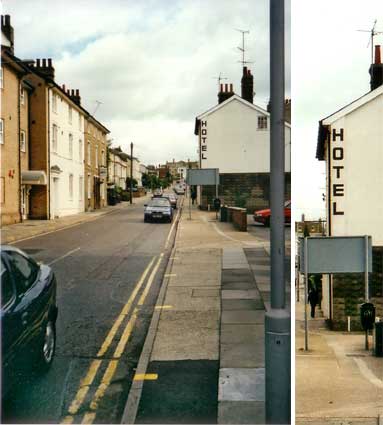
[200,120,207,161]
[331,126,345,217]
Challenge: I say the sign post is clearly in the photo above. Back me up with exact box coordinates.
[299,235,372,352]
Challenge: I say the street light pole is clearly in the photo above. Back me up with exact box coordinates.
[265,1,291,423]
[130,142,133,205]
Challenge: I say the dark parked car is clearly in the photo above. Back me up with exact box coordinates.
[1,246,58,394]
[162,193,178,209]
[144,198,173,222]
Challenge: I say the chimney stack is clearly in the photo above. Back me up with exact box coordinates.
[241,66,254,103]
[32,57,55,80]
[1,15,14,54]
[218,82,235,104]
[65,87,81,106]
[267,98,291,124]
[369,45,383,91]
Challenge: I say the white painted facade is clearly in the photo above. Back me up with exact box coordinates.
[133,158,142,186]
[196,95,291,173]
[49,89,85,218]
[318,85,383,320]
[322,85,383,244]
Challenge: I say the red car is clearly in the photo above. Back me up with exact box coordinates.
[253,200,291,227]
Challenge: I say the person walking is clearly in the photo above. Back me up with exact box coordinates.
[308,275,319,318]
[191,188,197,205]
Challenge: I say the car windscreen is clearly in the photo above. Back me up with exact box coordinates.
[149,199,170,207]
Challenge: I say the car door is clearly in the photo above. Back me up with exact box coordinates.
[4,250,45,355]
[1,255,23,387]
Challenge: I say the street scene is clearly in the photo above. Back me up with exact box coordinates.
[295,2,383,424]
[1,1,292,424]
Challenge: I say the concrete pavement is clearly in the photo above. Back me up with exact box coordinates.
[296,285,383,424]
[125,205,290,424]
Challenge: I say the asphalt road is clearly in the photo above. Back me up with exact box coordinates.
[2,197,180,424]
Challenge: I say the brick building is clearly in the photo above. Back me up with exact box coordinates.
[1,16,46,225]
[85,117,109,211]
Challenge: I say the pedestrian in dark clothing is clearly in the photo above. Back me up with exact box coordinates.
[308,284,319,318]
[191,189,197,205]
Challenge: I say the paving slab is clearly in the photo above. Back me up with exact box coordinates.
[220,324,264,345]
[163,287,220,312]
[221,289,260,300]
[218,368,265,402]
[221,281,256,290]
[151,310,219,361]
[221,299,264,311]
[218,401,265,424]
[221,269,254,283]
[220,343,264,368]
[222,310,264,325]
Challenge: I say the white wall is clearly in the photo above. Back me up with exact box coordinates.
[198,97,291,173]
[49,89,85,218]
[327,93,383,245]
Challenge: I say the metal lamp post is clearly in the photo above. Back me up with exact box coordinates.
[130,142,133,205]
[265,1,291,423]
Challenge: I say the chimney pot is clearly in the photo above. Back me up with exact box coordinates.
[375,45,381,65]
[230,83,233,92]
[36,59,41,67]
[225,83,228,92]
[220,83,223,92]
[42,58,46,67]
[76,89,79,96]
[48,58,52,67]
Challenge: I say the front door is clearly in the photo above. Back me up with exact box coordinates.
[94,177,101,209]
[21,186,27,220]
[52,177,59,218]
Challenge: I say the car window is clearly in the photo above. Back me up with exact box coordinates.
[150,199,171,207]
[1,259,15,308]
[6,251,39,293]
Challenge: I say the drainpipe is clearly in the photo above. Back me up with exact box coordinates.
[18,77,22,222]
[47,84,52,219]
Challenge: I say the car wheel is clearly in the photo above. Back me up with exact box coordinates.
[37,320,56,371]
[264,217,270,227]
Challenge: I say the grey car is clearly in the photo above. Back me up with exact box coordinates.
[144,198,173,223]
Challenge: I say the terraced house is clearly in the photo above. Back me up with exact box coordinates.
[0,15,110,223]
[84,117,109,211]
[1,15,46,225]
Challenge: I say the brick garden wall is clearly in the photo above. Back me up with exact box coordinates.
[200,172,291,213]
[332,247,383,331]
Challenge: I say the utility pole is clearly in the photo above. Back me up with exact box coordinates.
[130,142,133,205]
[265,1,290,424]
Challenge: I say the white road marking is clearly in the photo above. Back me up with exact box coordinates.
[353,357,383,389]
[48,247,81,266]
[165,207,181,249]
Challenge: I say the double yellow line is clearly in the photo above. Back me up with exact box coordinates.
[62,253,164,424]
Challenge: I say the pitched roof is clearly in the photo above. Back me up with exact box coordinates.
[316,85,383,160]
[194,94,291,135]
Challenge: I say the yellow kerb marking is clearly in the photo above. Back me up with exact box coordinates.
[138,254,164,306]
[154,305,173,310]
[81,412,96,424]
[164,273,177,277]
[133,373,158,381]
[61,415,74,424]
[89,360,119,410]
[114,309,138,358]
[66,256,156,417]
[97,256,156,357]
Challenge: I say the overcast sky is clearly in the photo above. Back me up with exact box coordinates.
[293,0,383,220]
[3,0,290,169]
